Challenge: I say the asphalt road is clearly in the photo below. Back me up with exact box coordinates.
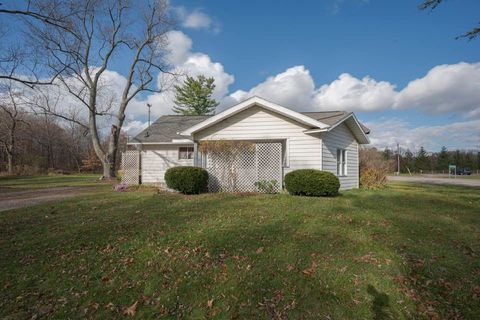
[388,175,480,188]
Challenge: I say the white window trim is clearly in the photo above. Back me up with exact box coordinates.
[337,148,347,176]
[178,146,194,160]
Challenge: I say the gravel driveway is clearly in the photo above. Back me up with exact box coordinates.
[388,175,480,188]
[0,186,98,212]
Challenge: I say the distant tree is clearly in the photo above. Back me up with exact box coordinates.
[0,84,28,174]
[382,148,393,161]
[419,0,479,40]
[173,75,219,115]
[436,146,450,171]
[415,146,430,172]
[403,149,414,173]
[453,150,464,167]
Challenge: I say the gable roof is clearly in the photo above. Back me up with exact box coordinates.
[303,111,370,134]
[180,96,330,136]
[130,96,370,144]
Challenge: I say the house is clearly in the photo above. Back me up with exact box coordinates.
[125,96,370,191]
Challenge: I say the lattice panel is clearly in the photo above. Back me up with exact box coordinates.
[121,150,140,185]
[206,142,282,193]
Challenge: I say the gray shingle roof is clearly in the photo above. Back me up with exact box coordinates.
[131,111,369,143]
[131,115,210,143]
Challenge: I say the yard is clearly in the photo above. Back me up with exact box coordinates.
[0,176,479,319]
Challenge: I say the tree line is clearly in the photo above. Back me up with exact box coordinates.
[382,146,480,174]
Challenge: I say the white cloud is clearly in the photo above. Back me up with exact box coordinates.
[173,6,219,32]
[125,30,234,119]
[365,118,480,151]
[314,73,397,111]
[226,66,315,111]
[224,61,480,117]
[394,62,480,116]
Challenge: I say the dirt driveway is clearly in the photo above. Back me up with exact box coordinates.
[0,186,98,212]
[388,175,480,188]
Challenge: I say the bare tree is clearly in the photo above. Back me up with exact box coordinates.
[0,83,28,174]
[0,0,173,178]
[419,0,479,40]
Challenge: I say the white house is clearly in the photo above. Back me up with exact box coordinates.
[125,96,370,191]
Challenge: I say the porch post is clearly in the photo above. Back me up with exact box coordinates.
[193,141,199,167]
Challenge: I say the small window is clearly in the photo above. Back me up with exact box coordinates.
[336,149,347,176]
[179,146,194,160]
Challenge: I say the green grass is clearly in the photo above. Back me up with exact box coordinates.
[0,181,479,319]
[0,174,103,191]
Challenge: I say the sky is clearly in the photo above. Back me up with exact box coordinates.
[5,0,480,152]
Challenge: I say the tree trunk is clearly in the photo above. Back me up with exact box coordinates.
[6,150,13,175]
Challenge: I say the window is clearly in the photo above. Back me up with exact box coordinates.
[179,146,194,160]
[336,149,347,176]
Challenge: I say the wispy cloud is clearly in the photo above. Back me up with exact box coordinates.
[173,6,220,33]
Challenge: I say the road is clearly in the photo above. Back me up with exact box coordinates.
[0,186,98,212]
[388,175,480,188]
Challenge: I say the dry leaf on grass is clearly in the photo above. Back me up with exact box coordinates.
[256,247,264,254]
[124,301,138,316]
[207,299,214,308]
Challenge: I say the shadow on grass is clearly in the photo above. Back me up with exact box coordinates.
[367,285,393,320]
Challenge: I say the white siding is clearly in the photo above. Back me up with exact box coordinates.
[321,123,359,190]
[194,106,322,174]
[141,145,193,184]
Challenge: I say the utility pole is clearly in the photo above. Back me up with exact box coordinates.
[397,142,400,175]
[145,103,152,137]
[147,103,152,126]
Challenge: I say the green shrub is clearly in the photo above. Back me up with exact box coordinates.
[284,169,340,197]
[254,179,279,194]
[164,166,209,194]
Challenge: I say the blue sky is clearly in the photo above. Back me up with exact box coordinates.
[129,0,479,152]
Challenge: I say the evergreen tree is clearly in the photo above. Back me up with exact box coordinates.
[436,146,450,171]
[415,146,430,172]
[172,75,219,115]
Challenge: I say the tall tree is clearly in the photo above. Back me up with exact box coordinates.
[0,0,173,179]
[415,146,430,172]
[419,0,479,40]
[436,146,450,171]
[172,75,219,115]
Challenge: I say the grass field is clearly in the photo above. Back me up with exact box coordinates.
[0,176,479,319]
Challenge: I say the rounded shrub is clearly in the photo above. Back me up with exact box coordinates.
[284,169,340,197]
[164,166,209,194]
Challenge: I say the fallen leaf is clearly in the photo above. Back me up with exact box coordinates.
[256,247,264,254]
[302,261,317,277]
[207,299,214,308]
[124,301,138,316]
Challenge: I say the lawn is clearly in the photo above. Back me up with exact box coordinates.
[0,179,479,319]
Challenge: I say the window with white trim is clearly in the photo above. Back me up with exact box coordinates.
[178,146,194,160]
[336,149,347,176]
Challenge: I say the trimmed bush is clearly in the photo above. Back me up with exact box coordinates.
[284,169,340,197]
[164,166,209,194]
